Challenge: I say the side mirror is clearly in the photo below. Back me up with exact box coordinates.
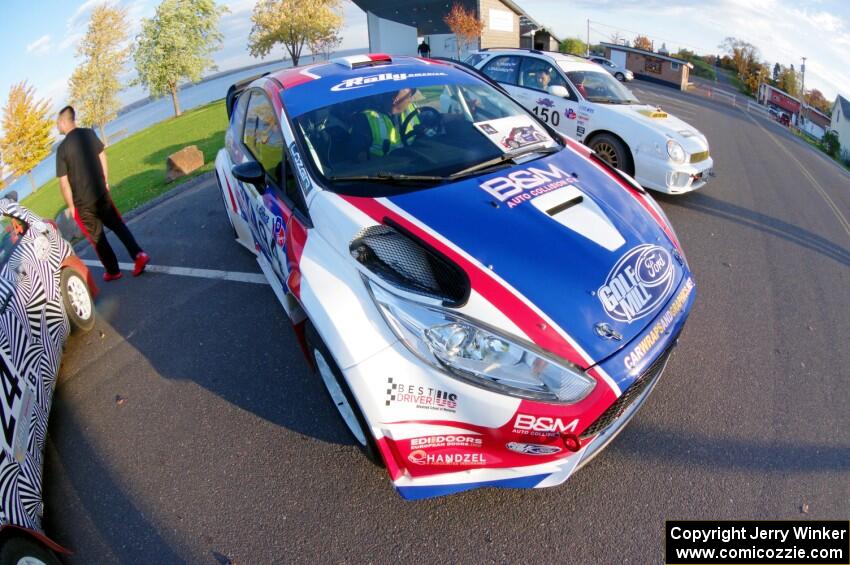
[231,161,265,189]
[548,85,569,99]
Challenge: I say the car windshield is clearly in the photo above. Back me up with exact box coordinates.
[289,81,558,193]
[562,69,639,104]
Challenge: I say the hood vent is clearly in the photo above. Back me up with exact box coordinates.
[350,224,470,306]
[531,186,626,252]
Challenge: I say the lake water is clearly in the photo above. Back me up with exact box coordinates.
[3,50,360,200]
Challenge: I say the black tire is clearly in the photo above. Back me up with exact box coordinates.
[589,133,634,175]
[61,268,95,333]
[615,72,625,81]
[215,171,238,238]
[304,322,383,465]
[0,536,61,565]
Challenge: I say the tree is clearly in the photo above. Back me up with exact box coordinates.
[0,82,54,193]
[719,37,759,79]
[777,65,799,96]
[309,30,341,62]
[772,62,781,83]
[633,35,652,51]
[248,0,342,67]
[743,61,769,95]
[444,3,483,60]
[804,89,831,115]
[68,5,131,145]
[560,37,586,56]
[134,0,227,117]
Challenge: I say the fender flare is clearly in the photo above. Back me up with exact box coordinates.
[60,255,99,300]
[0,524,72,555]
[583,129,635,175]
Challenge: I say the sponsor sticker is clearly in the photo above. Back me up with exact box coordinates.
[513,414,579,437]
[566,108,577,120]
[506,442,562,456]
[410,435,482,449]
[536,97,555,108]
[623,277,694,370]
[330,72,448,91]
[273,216,285,248]
[385,378,458,412]
[478,163,578,209]
[408,450,486,466]
[598,244,675,324]
[288,142,312,195]
[576,125,586,135]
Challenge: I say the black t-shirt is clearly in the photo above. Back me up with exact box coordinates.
[56,128,107,208]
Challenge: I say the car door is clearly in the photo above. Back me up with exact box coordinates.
[240,89,309,293]
[0,214,42,519]
[516,56,580,139]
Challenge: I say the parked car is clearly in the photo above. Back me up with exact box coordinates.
[0,199,96,564]
[469,48,714,194]
[588,55,634,82]
[215,53,696,499]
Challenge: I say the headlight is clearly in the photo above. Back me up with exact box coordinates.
[367,280,596,403]
[666,140,686,164]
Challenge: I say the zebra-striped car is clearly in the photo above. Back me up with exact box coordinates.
[0,199,96,564]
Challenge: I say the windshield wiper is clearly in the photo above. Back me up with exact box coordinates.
[449,145,560,179]
[327,172,448,184]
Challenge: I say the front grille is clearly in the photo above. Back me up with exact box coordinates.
[690,150,709,163]
[580,342,675,439]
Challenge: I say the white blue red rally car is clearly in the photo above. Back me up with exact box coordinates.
[214,53,696,499]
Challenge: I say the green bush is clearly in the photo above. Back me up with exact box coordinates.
[822,130,840,158]
[690,59,717,81]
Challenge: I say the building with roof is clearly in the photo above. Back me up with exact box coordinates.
[831,94,850,161]
[600,42,692,90]
[757,83,833,139]
[351,0,559,61]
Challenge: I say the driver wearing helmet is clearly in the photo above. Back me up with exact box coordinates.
[355,88,421,158]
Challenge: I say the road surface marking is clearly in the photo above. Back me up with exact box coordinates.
[81,259,269,285]
[743,112,850,239]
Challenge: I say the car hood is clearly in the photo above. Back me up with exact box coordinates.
[379,148,687,366]
[603,103,708,151]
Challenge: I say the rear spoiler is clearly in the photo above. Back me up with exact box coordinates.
[225,72,270,119]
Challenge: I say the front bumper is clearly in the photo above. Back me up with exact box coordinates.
[636,154,714,194]
[342,274,696,499]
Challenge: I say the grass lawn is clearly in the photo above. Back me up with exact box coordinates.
[23,99,228,220]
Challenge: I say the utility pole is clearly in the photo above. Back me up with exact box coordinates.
[800,56,808,127]
[586,19,590,56]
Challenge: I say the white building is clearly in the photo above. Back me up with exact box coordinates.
[831,95,850,162]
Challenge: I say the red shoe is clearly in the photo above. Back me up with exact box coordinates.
[103,271,123,282]
[133,252,150,277]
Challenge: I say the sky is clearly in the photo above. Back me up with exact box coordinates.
[0,0,848,117]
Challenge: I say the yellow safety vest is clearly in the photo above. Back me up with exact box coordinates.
[363,103,420,156]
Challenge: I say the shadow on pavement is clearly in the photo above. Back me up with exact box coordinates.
[43,398,185,563]
[609,422,850,473]
[656,192,850,267]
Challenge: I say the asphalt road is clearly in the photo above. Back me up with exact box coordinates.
[43,80,849,564]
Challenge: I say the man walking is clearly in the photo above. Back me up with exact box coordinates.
[417,40,430,58]
[56,106,149,281]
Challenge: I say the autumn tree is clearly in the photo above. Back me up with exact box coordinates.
[68,4,131,145]
[444,3,483,60]
[0,82,54,193]
[633,35,653,51]
[248,0,342,67]
[804,89,831,115]
[777,65,800,96]
[134,0,227,117]
[743,61,769,95]
[560,37,586,56]
[719,37,759,79]
[309,30,341,62]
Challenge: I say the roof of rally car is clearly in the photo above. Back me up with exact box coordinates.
[266,54,457,91]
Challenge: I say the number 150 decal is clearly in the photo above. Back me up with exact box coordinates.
[533,106,560,127]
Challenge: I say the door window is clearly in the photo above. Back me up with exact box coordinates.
[0,215,27,266]
[481,56,521,85]
[519,57,570,95]
[243,92,285,187]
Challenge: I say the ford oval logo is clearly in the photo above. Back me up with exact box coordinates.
[597,244,674,323]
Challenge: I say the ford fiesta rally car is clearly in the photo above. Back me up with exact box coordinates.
[214,54,696,499]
